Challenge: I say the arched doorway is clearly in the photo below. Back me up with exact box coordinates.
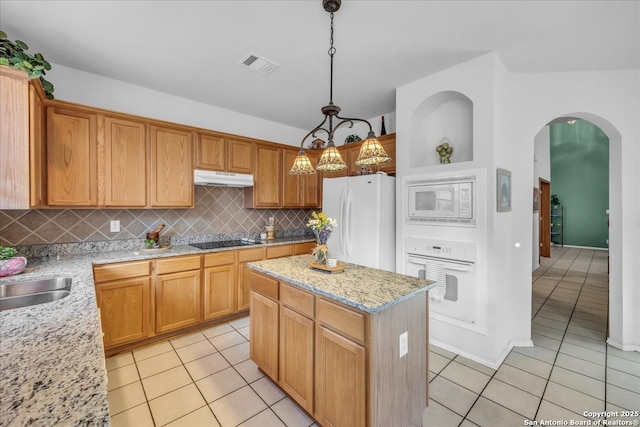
[532,112,622,344]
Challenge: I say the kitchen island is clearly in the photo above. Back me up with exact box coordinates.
[248,255,435,427]
[0,236,312,426]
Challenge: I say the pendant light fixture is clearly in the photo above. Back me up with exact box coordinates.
[289,0,391,175]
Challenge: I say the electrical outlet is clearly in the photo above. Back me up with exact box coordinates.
[399,331,408,358]
[110,220,120,233]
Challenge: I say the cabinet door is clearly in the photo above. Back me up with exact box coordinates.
[46,107,98,206]
[150,125,193,207]
[316,325,366,427]
[282,149,303,207]
[249,290,279,380]
[280,306,314,412]
[237,247,265,311]
[303,151,321,208]
[227,137,254,173]
[155,270,201,333]
[29,81,47,208]
[196,132,226,171]
[252,144,282,208]
[96,277,151,348]
[203,264,236,320]
[104,117,147,206]
[377,134,396,175]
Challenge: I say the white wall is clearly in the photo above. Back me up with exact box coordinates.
[396,53,640,366]
[532,128,551,270]
[505,69,640,352]
[47,63,307,146]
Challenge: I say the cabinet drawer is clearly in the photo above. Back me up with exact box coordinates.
[317,298,366,343]
[294,242,316,255]
[156,255,201,274]
[280,283,314,318]
[266,244,293,259]
[93,260,150,283]
[250,271,278,300]
[204,251,236,267]
[238,247,265,263]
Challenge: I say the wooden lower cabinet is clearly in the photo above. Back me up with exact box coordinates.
[203,257,236,320]
[279,306,315,413]
[316,325,366,427]
[237,247,266,311]
[94,260,152,348]
[155,269,201,333]
[249,290,279,379]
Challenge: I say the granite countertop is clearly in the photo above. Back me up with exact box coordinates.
[248,255,435,314]
[0,236,313,427]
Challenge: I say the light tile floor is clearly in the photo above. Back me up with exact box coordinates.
[106,247,639,426]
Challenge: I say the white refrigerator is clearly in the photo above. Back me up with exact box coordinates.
[322,173,396,272]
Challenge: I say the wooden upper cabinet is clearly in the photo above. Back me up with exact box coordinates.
[104,117,148,207]
[0,67,46,209]
[245,144,281,208]
[227,137,254,173]
[377,134,396,175]
[150,125,193,207]
[282,148,303,207]
[196,132,226,171]
[303,150,321,208]
[46,106,98,206]
[29,81,47,208]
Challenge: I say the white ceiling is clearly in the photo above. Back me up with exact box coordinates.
[1,0,638,131]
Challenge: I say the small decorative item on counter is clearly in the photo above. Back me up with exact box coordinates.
[146,224,165,246]
[145,239,157,249]
[307,211,337,265]
[265,217,276,240]
[344,134,362,144]
[435,138,453,164]
[0,246,27,277]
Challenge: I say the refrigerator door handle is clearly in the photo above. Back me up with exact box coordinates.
[339,187,348,256]
[346,189,353,257]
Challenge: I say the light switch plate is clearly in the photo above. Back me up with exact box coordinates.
[110,220,120,233]
[399,331,408,358]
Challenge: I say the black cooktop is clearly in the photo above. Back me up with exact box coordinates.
[189,239,261,250]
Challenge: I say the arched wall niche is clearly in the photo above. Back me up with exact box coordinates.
[409,91,473,168]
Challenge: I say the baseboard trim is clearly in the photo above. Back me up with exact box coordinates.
[607,338,640,352]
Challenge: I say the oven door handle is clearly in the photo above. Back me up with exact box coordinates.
[443,264,472,272]
[406,256,473,272]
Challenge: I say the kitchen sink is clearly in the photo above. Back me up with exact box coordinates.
[0,277,72,312]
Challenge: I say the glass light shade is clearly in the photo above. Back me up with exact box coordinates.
[355,135,391,166]
[316,145,347,171]
[289,150,316,175]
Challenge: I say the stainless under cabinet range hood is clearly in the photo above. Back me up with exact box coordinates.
[194,169,254,187]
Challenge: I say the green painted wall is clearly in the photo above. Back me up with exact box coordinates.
[550,120,609,248]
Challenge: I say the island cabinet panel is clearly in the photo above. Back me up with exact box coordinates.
[104,117,148,207]
[46,107,98,206]
[237,247,266,311]
[249,290,279,380]
[196,132,226,171]
[315,325,366,427]
[317,298,366,343]
[150,125,193,207]
[280,306,315,413]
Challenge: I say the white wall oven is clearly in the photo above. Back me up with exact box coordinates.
[406,173,475,226]
[405,237,477,326]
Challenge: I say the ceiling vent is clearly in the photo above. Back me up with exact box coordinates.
[239,52,280,75]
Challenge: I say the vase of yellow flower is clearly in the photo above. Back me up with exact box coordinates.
[307,211,337,265]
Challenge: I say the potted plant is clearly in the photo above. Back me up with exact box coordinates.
[0,246,27,277]
[0,30,54,99]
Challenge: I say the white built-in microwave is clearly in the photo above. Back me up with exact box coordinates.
[407,179,474,225]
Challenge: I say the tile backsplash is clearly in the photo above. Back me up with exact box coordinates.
[0,186,315,248]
